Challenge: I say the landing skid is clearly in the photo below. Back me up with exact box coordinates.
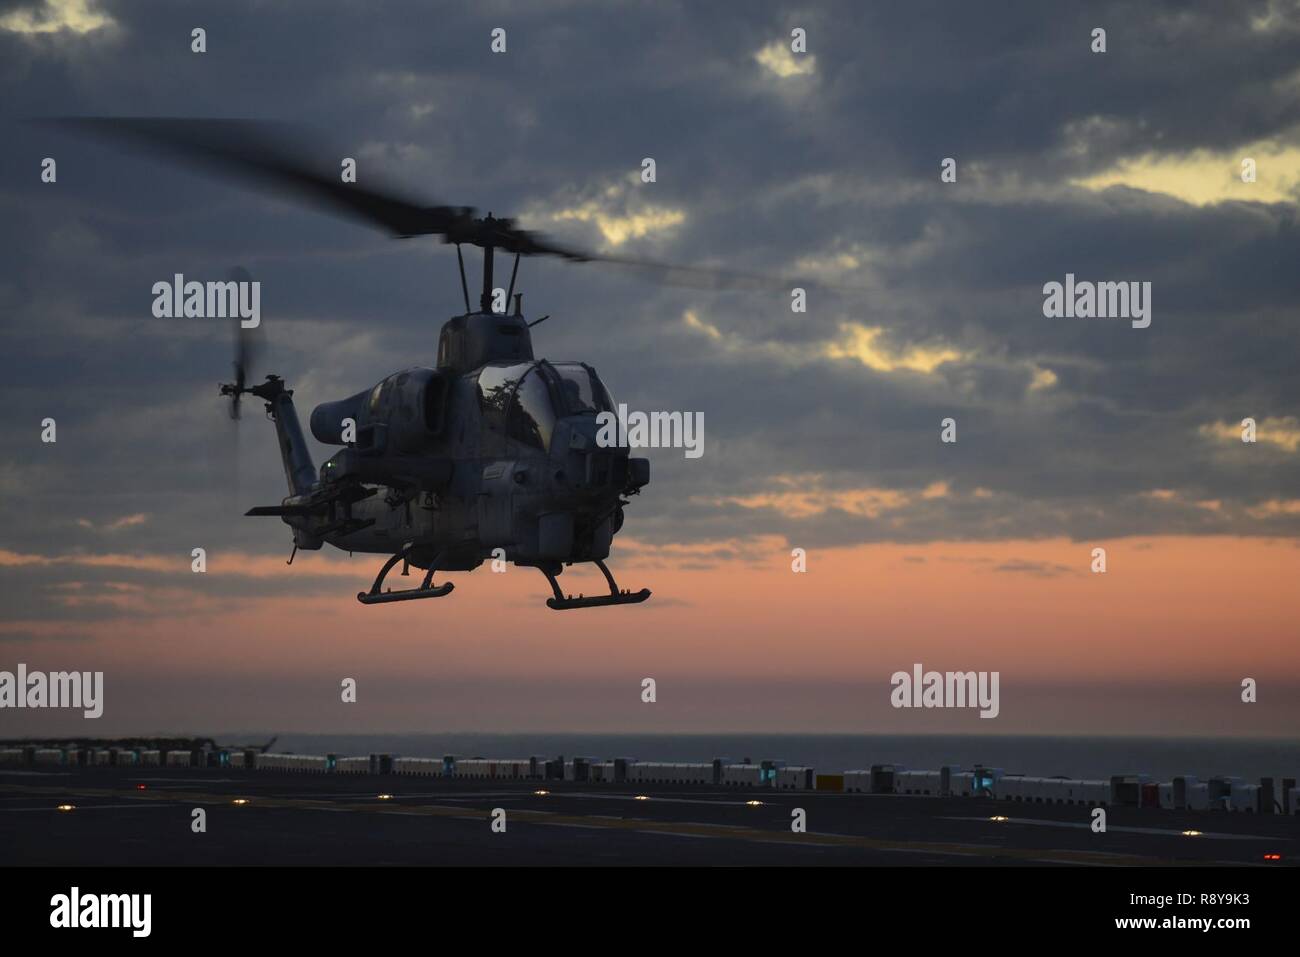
[357,544,454,605]
[541,559,651,611]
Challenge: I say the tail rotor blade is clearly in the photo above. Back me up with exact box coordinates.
[218,269,264,512]
[225,267,263,420]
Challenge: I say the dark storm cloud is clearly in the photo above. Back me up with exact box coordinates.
[1,0,1299,621]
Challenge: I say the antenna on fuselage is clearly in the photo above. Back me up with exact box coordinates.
[506,251,521,308]
[455,244,471,313]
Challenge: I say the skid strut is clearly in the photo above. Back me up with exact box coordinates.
[357,544,454,605]
[542,558,651,611]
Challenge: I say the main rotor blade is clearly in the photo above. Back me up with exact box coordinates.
[45,117,481,239]
[41,117,857,292]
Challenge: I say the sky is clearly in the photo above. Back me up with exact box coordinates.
[1,0,1298,739]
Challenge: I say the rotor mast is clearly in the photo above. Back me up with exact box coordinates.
[480,240,495,313]
[454,215,524,315]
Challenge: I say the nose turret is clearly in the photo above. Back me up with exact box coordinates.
[550,414,650,501]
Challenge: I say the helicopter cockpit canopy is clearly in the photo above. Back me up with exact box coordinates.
[477,360,615,451]
[550,362,615,415]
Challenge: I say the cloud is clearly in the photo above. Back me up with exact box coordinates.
[1073,136,1300,206]
[678,310,971,377]
[519,175,689,253]
[1247,498,1300,518]
[696,476,954,521]
[0,0,113,35]
[823,323,966,374]
[1200,416,1300,452]
[0,547,361,578]
[992,559,1075,578]
[704,483,910,520]
[681,309,723,342]
[615,534,787,569]
[549,200,686,248]
[1028,367,1057,391]
[76,512,149,532]
[753,39,816,78]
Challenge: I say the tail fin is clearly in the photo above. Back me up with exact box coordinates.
[252,376,316,495]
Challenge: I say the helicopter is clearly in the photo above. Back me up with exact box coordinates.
[53,118,798,610]
[230,277,652,611]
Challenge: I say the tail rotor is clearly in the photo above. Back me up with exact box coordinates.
[216,267,264,512]
[219,267,262,420]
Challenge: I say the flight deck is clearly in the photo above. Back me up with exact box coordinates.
[3,766,1294,867]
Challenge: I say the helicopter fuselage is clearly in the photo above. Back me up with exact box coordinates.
[243,310,650,608]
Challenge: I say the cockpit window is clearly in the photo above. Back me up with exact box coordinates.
[478,362,558,450]
[510,367,556,450]
[477,363,529,423]
[551,363,615,414]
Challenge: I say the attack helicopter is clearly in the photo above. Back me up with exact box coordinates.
[228,293,649,610]
[56,118,795,610]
